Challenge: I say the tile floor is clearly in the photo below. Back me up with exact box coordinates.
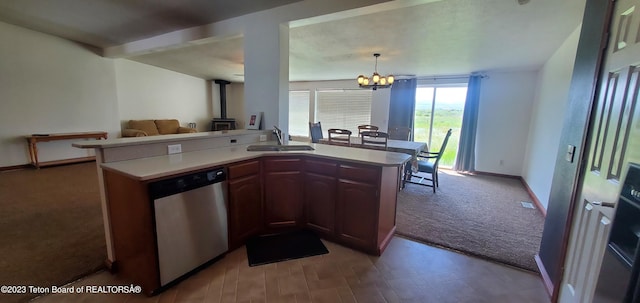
[31,236,550,303]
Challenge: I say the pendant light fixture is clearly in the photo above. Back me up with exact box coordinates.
[357,53,394,90]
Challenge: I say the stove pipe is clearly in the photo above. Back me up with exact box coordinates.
[214,79,231,119]
[211,79,235,131]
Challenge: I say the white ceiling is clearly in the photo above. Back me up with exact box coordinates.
[0,0,586,82]
[0,0,301,47]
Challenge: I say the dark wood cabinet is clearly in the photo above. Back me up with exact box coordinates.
[335,163,381,252]
[263,157,304,229]
[101,152,403,296]
[227,160,263,249]
[335,163,399,255]
[304,159,338,238]
[336,179,378,250]
[103,169,159,295]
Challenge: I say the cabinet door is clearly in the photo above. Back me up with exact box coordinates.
[336,179,378,250]
[263,158,304,228]
[264,170,304,228]
[305,172,337,237]
[228,174,263,248]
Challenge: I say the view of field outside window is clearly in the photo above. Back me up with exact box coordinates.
[414,86,467,167]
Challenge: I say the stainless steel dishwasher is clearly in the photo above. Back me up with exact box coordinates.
[149,168,228,287]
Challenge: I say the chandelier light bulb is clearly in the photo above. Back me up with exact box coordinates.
[380,78,387,85]
[372,73,380,84]
[357,75,365,84]
[388,75,394,84]
[363,78,370,85]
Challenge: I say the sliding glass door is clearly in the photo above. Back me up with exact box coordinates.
[414,85,467,167]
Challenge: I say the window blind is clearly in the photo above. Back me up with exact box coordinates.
[288,90,311,136]
[315,89,372,136]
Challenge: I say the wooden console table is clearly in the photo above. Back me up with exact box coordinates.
[26,132,108,168]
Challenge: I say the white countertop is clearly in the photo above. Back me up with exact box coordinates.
[72,129,266,149]
[101,142,411,181]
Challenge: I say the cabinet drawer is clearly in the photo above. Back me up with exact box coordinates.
[339,164,380,184]
[264,157,302,172]
[305,159,337,176]
[228,160,260,179]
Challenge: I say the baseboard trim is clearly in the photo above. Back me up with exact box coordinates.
[1,158,96,171]
[105,259,117,273]
[0,164,31,172]
[37,156,96,168]
[535,254,554,298]
[519,177,547,217]
[472,170,521,179]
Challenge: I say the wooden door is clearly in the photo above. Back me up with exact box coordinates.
[228,174,263,248]
[336,179,378,250]
[559,0,640,301]
[263,158,304,228]
[305,172,337,237]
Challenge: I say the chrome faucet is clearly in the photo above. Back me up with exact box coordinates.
[273,126,284,145]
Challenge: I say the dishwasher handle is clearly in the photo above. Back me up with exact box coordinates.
[205,169,226,183]
[149,168,226,199]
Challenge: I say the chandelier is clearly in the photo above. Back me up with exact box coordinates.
[357,53,394,90]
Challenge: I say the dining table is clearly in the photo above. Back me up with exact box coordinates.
[317,137,426,158]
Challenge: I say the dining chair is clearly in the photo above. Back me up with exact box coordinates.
[327,129,352,146]
[357,125,379,137]
[405,129,452,193]
[309,122,323,143]
[388,126,412,141]
[360,131,389,150]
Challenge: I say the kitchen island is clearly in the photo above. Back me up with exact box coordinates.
[74,130,410,294]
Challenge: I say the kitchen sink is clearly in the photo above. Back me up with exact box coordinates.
[278,145,315,151]
[246,145,315,152]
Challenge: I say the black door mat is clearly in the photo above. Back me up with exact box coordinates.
[246,229,329,267]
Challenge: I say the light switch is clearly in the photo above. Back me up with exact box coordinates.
[566,145,576,163]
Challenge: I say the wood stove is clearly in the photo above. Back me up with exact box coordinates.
[211,119,236,131]
[210,79,236,131]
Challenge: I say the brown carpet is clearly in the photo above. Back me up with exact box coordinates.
[0,162,106,303]
[396,170,544,272]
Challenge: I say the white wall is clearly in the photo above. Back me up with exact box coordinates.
[0,21,215,167]
[475,70,538,175]
[371,89,392,131]
[114,60,210,132]
[0,21,120,167]
[522,25,582,209]
[227,83,246,129]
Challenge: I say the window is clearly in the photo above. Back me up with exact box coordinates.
[288,90,310,136]
[315,89,372,136]
[414,85,467,167]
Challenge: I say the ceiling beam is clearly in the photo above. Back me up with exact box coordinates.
[103,0,439,58]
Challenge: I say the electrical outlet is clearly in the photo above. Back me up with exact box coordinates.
[259,135,267,142]
[167,144,182,154]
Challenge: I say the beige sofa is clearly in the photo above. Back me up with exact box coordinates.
[122,119,197,137]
